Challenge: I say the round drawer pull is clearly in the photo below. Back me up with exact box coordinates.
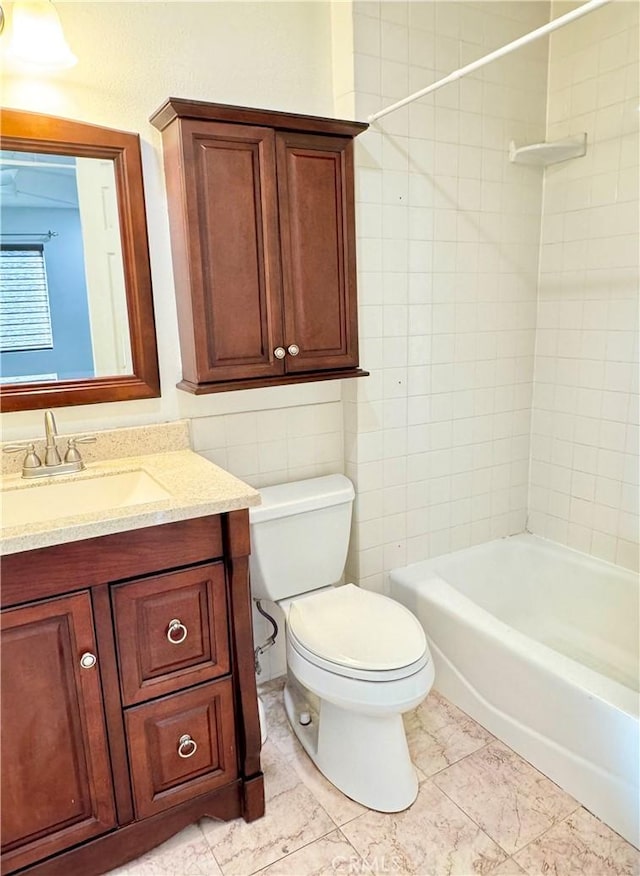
[166,619,188,645]
[287,344,300,357]
[177,734,198,759]
[274,346,286,360]
[80,652,97,669]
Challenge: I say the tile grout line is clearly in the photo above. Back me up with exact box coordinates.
[425,775,513,862]
[244,824,359,876]
[419,736,495,780]
[506,802,585,869]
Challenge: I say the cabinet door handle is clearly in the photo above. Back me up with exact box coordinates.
[274,347,286,360]
[177,734,198,758]
[287,344,300,356]
[167,618,188,644]
[80,652,97,669]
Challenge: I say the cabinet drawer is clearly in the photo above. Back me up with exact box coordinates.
[113,563,230,706]
[125,680,236,819]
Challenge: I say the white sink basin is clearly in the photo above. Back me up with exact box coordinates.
[0,469,171,530]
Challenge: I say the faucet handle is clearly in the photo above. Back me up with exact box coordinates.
[64,435,96,463]
[3,443,42,469]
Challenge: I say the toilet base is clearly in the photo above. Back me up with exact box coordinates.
[283,675,420,812]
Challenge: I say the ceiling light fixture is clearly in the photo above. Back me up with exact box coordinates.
[3,1,77,71]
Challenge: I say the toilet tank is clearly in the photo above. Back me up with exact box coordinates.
[249,475,355,602]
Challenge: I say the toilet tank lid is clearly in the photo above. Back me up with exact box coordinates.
[249,475,354,524]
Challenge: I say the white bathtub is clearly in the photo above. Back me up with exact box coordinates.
[390,533,640,848]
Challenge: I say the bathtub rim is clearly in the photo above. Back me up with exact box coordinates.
[414,531,638,590]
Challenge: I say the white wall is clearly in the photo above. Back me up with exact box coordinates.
[528,0,639,571]
[344,0,550,592]
[0,0,344,461]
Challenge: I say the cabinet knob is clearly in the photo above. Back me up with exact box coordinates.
[80,652,97,669]
[287,344,300,357]
[167,618,188,645]
[177,734,198,759]
[274,347,286,360]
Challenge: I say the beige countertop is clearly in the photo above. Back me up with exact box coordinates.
[0,449,260,555]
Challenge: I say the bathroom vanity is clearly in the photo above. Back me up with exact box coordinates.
[0,425,263,876]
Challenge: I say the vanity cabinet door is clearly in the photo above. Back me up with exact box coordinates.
[1,593,116,874]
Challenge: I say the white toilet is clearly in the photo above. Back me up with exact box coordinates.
[249,474,434,812]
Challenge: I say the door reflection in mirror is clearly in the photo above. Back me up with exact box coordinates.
[0,149,132,384]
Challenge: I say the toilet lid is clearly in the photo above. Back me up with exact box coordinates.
[287,584,426,671]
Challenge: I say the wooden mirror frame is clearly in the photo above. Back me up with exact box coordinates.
[0,109,160,412]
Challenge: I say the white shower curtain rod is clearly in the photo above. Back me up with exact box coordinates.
[368,0,611,123]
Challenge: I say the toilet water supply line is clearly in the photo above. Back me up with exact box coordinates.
[254,600,279,674]
[367,0,612,124]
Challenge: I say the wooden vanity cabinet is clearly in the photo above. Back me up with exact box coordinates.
[149,99,368,393]
[0,512,264,876]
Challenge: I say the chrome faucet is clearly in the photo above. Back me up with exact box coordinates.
[3,410,96,479]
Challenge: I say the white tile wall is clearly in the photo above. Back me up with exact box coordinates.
[528,0,639,571]
[192,402,344,489]
[345,0,550,592]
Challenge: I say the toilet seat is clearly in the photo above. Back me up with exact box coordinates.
[288,627,430,682]
[286,584,428,680]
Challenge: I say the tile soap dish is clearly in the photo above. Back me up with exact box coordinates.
[509,133,587,166]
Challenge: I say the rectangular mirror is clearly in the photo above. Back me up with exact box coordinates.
[0,109,160,411]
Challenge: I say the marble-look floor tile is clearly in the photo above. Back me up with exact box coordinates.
[341,779,508,875]
[106,823,221,875]
[513,807,640,875]
[256,829,361,875]
[404,689,494,777]
[433,741,579,856]
[489,858,528,875]
[200,740,334,875]
[258,677,286,697]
